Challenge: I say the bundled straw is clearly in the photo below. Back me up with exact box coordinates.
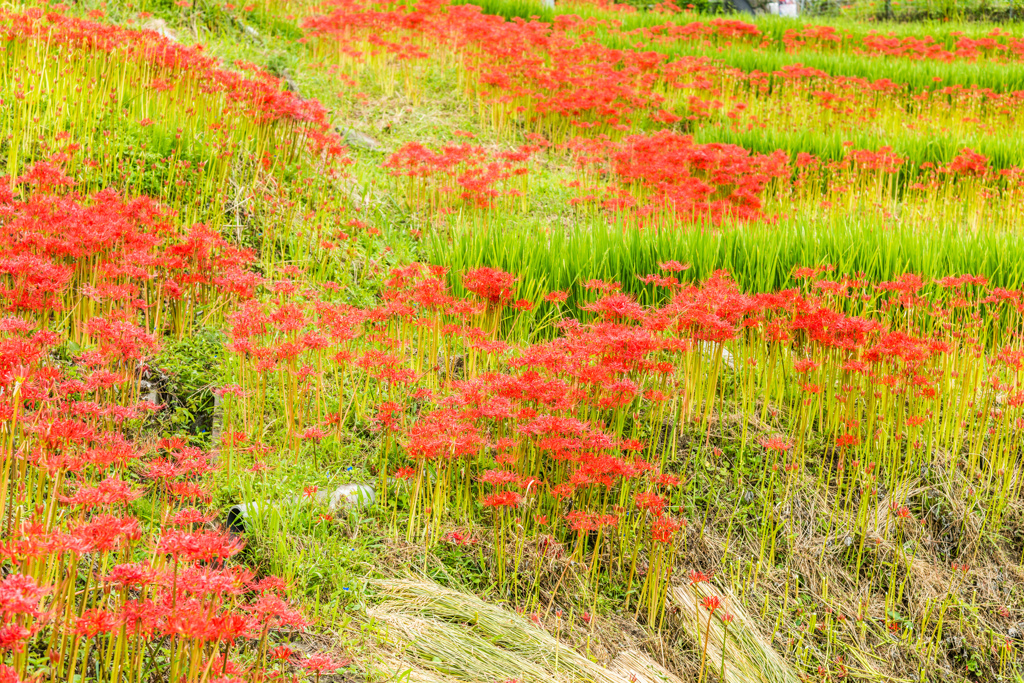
[365,653,464,683]
[668,583,801,683]
[374,578,632,683]
[609,650,685,683]
[368,609,556,682]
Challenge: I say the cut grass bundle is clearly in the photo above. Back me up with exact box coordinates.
[669,582,801,683]
[365,652,483,683]
[368,609,557,682]
[609,650,685,683]
[375,578,631,683]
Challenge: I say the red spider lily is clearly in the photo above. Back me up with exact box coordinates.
[158,529,244,562]
[443,530,477,546]
[761,437,793,452]
[634,491,666,516]
[0,627,33,653]
[170,508,214,527]
[245,594,309,630]
[701,595,722,613]
[513,299,534,312]
[0,574,48,653]
[7,9,1023,669]
[71,515,142,553]
[480,469,519,487]
[654,472,681,487]
[105,563,158,589]
[249,576,289,595]
[583,292,645,322]
[650,516,683,543]
[566,511,618,532]
[74,609,121,638]
[60,476,143,509]
[836,433,860,448]
[482,491,522,508]
[0,574,47,618]
[463,267,516,307]
[270,645,294,660]
[563,131,790,225]
[384,140,537,209]
[302,654,352,679]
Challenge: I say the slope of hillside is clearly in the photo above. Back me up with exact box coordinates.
[2,2,1024,683]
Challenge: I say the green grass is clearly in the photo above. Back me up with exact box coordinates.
[691,124,1024,170]
[694,43,1024,92]
[469,0,556,21]
[752,13,1024,42]
[434,210,1024,314]
[470,1,1024,92]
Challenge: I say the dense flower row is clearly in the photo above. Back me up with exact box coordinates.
[569,11,1024,64]
[0,164,258,338]
[383,136,547,209]
[2,9,341,129]
[0,182,349,681]
[2,8,351,253]
[217,253,1024,629]
[301,0,1024,183]
[380,125,1017,229]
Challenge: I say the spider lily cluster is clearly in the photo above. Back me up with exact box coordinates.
[3,1,1024,682]
[0,9,361,682]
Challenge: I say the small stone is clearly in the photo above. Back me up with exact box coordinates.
[142,18,178,42]
[339,127,383,152]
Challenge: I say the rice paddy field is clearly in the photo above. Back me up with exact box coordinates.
[3,0,1024,681]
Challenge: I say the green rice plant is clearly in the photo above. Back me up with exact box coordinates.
[469,0,556,21]
[435,211,1024,332]
[684,44,1024,92]
[752,14,1024,44]
[692,122,1024,171]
